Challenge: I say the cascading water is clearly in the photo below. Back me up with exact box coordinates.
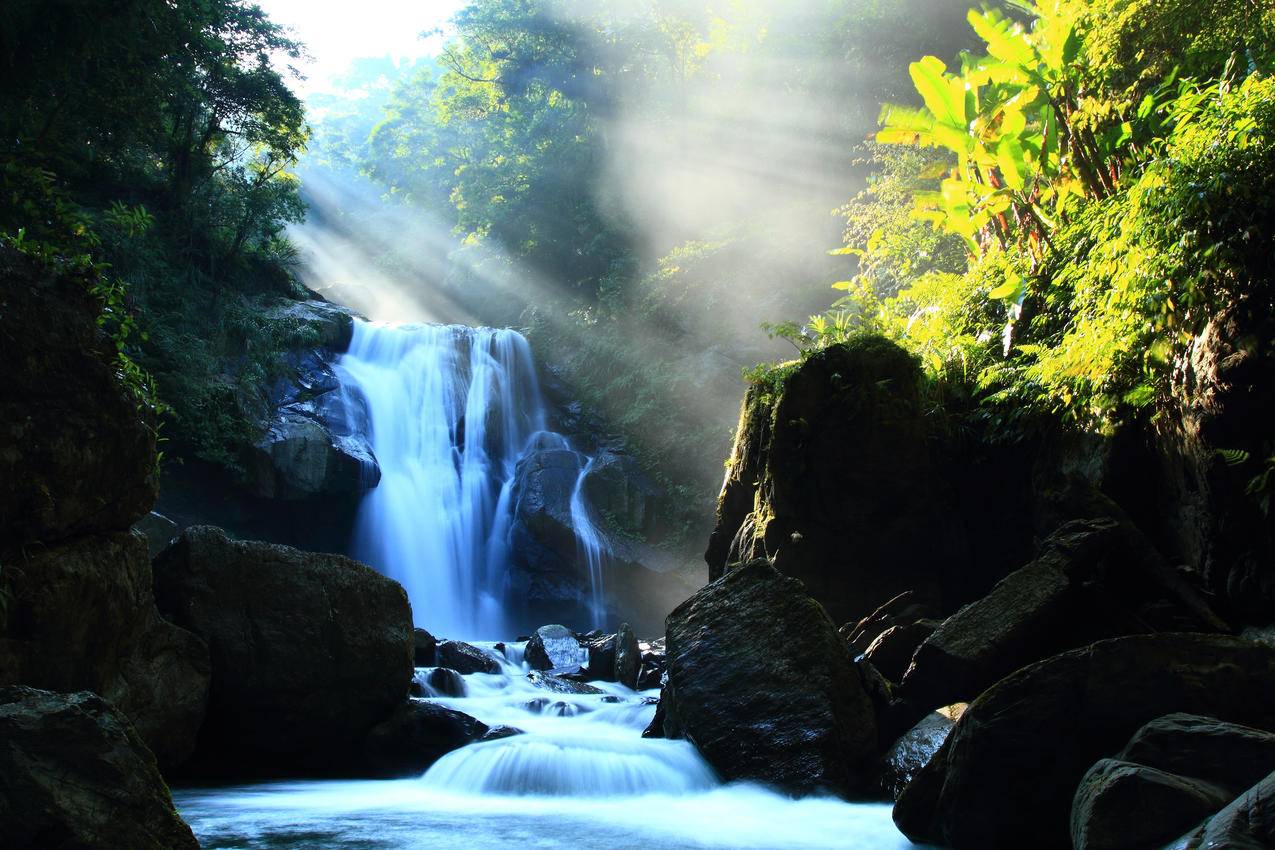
[175,647,935,850]
[335,319,604,639]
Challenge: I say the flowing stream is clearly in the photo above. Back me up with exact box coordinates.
[174,321,926,849]
[175,646,926,850]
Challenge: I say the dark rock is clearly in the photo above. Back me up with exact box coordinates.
[1070,759,1233,850]
[363,700,488,777]
[436,640,500,675]
[0,687,199,850]
[864,621,936,683]
[482,725,525,741]
[134,511,179,558]
[423,668,466,698]
[0,530,210,770]
[0,245,158,551]
[153,526,413,771]
[582,449,665,536]
[893,634,1275,850]
[526,671,604,695]
[614,622,640,688]
[877,712,955,802]
[587,633,618,681]
[264,298,357,350]
[1118,713,1275,796]
[660,559,877,796]
[414,628,438,667]
[525,624,583,671]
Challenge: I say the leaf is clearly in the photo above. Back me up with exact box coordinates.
[988,272,1024,300]
[967,9,1034,68]
[909,56,965,131]
[997,136,1028,190]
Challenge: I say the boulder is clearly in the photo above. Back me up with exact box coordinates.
[525,671,604,695]
[153,526,413,770]
[0,245,158,551]
[414,627,438,666]
[614,622,640,688]
[363,700,489,777]
[422,667,466,698]
[864,621,935,684]
[0,530,210,769]
[436,640,500,675]
[1118,713,1275,795]
[525,624,584,671]
[587,633,618,681]
[1167,769,1275,849]
[582,449,665,536]
[899,518,1223,711]
[0,687,199,850]
[248,406,379,500]
[878,711,955,801]
[264,298,357,350]
[659,559,877,796]
[1071,759,1233,850]
[893,634,1275,850]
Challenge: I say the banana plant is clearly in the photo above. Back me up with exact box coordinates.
[877,1,1093,266]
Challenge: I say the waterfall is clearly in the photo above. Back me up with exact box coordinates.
[334,320,607,638]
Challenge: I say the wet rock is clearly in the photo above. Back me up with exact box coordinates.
[586,633,618,681]
[525,624,583,671]
[153,526,413,771]
[878,712,955,802]
[893,634,1275,850]
[0,687,199,850]
[864,621,936,683]
[660,559,877,796]
[414,628,438,667]
[614,622,640,688]
[422,668,467,698]
[526,671,604,695]
[1070,759,1233,850]
[363,700,488,777]
[582,449,665,536]
[482,725,525,741]
[436,640,501,675]
[264,298,357,350]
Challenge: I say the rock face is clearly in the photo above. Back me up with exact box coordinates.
[153,525,413,771]
[1071,759,1233,850]
[614,622,640,688]
[0,245,158,549]
[0,531,210,769]
[525,624,584,671]
[658,559,877,796]
[363,700,489,777]
[414,627,438,666]
[705,338,962,625]
[893,634,1275,850]
[0,687,199,850]
[1118,713,1275,794]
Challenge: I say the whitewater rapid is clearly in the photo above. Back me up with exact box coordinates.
[174,644,931,850]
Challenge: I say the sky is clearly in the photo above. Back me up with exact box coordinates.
[254,0,468,100]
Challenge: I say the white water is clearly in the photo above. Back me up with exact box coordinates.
[175,647,931,850]
[336,321,606,639]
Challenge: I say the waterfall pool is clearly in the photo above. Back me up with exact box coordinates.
[174,644,929,850]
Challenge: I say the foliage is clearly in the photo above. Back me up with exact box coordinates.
[783,0,1275,438]
[1,0,311,474]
